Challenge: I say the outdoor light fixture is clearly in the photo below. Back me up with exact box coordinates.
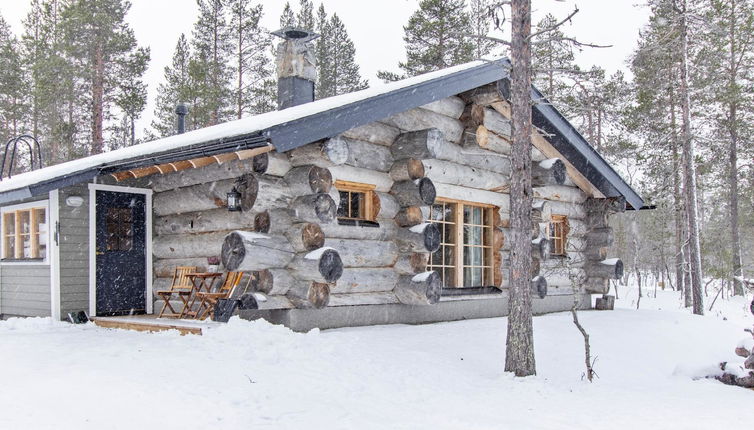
[65,195,84,207]
[227,188,242,212]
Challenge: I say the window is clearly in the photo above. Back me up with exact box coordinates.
[549,215,569,256]
[335,180,377,224]
[1,202,48,262]
[106,207,133,251]
[427,199,495,288]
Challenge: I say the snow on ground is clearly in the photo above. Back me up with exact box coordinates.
[0,286,752,429]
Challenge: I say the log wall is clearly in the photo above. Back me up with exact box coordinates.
[149,93,622,314]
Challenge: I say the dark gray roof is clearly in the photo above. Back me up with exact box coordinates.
[0,59,643,209]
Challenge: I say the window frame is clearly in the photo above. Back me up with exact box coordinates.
[334,180,378,224]
[0,200,50,265]
[548,214,569,257]
[426,197,496,288]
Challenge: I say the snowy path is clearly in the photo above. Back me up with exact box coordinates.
[0,289,751,429]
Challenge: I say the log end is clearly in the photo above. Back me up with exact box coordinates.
[252,153,269,174]
[423,223,441,253]
[307,282,331,309]
[301,223,325,251]
[254,211,270,233]
[407,158,425,180]
[418,177,436,205]
[318,249,344,283]
[221,231,247,271]
[531,276,547,299]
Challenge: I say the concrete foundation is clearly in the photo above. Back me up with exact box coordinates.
[239,292,592,332]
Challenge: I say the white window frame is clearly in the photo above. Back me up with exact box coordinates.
[0,200,51,265]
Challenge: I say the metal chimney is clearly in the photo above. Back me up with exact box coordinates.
[272,27,320,110]
[175,103,188,134]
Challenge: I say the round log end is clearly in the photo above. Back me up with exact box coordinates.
[221,231,246,271]
[407,158,425,180]
[395,206,425,227]
[308,165,333,193]
[254,211,270,233]
[252,153,269,174]
[418,177,436,205]
[255,269,273,294]
[423,223,441,253]
[409,252,428,272]
[238,292,259,310]
[324,137,350,165]
[612,259,624,279]
[550,159,566,184]
[313,193,337,223]
[301,223,325,251]
[237,173,258,212]
[425,271,442,304]
[308,282,331,309]
[531,276,547,299]
[318,249,344,283]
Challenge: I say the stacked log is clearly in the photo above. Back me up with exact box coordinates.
[582,198,623,294]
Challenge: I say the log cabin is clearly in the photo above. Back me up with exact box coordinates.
[0,28,642,331]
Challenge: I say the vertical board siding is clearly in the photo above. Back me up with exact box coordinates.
[58,185,90,319]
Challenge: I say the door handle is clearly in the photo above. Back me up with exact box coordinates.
[96,251,105,255]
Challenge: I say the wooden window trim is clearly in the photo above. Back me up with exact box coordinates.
[548,214,569,257]
[334,180,378,223]
[427,197,496,288]
[1,201,49,264]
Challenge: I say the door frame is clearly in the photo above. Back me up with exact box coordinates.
[88,183,153,316]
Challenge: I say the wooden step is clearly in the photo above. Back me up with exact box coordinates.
[91,316,205,336]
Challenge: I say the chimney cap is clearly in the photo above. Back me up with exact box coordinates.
[272,27,320,43]
[175,103,189,115]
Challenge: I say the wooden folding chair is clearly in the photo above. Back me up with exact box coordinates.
[195,272,245,321]
[155,266,197,318]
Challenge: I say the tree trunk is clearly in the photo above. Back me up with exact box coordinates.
[505,0,536,377]
[727,3,744,296]
[91,42,105,154]
[669,80,684,297]
[678,1,704,315]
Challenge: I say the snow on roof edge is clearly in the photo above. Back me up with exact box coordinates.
[0,60,491,197]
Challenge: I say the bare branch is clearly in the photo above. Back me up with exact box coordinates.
[527,7,579,41]
[457,32,511,47]
[533,36,612,49]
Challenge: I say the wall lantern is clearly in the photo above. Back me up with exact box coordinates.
[227,188,242,212]
[65,195,84,207]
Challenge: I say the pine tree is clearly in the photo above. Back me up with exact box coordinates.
[279,1,295,28]
[151,34,195,137]
[701,0,754,295]
[191,0,232,127]
[59,0,150,155]
[21,0,76,163]
[382,0,475,78]
[0,14,28,140]
[296,0,315,30]
[228,0,274,118]
[469,0,495,58]
[316,12,368,98]
[531,14,579,104]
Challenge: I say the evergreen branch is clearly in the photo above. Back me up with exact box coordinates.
[533,36,612,49]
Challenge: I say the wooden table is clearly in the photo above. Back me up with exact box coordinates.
[182,272,222,319]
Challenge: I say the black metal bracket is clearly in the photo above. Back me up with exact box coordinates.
[1,134,44,180]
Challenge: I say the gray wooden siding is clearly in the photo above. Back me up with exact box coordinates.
[58,185,90,319]
[0,195,51,317]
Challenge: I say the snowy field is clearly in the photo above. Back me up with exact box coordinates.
[0,287,752,429]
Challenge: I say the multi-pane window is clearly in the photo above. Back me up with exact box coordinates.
[549,214,568,256]
[427,199,494,288]
[106,207,133,251]
[335,180,377,224]
[2,204,48,261]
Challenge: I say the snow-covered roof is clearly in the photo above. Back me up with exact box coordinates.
[0,58,644,209]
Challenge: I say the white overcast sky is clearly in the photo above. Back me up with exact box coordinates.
[0,0,650,138]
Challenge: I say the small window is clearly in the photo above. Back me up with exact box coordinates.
[335,180,377,224]
[549,215,569,256]
[106,207,133,251]
[2,203,48,261]
[427,199,495,288]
